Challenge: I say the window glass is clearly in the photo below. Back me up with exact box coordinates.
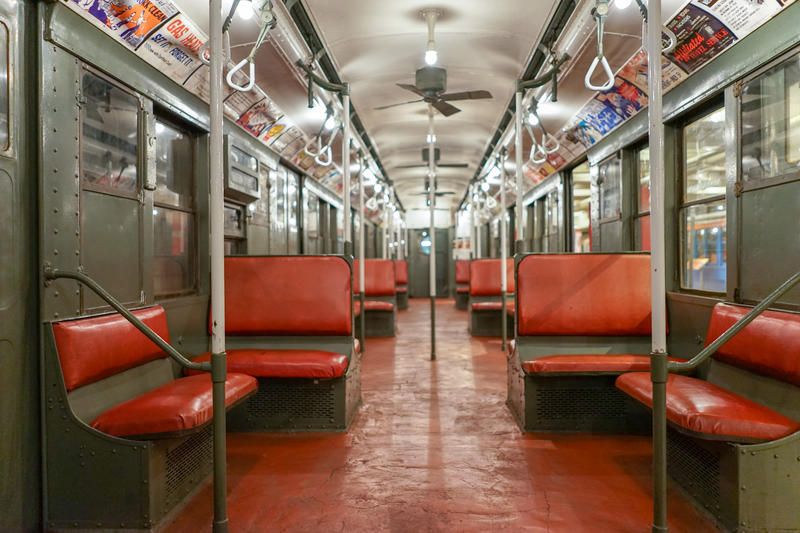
[680,200,726,293]
[598,156,621,220]
[81,72,138,194]
[230,145,258,174]
[224,204,245,238]
[153,208,195,296]
[683,108,726,201]
[635,215,651,251]
[0,24,8,150]
[571,163,591,252]
[153,118,196,297]
[155,120,193,209]
[741,53,800,181]
[637,146,650,213]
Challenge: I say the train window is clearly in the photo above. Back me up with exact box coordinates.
[598,155,622,220]
[741,52,800,182]
[634,146,651,251]
[680,107,727,293]
[80,72,139,195]
[287,172,299,254]
[153,119,196,297]
[571,163,591,252]
[0,23,8,151]
[543,189,561,252]
[304,189,320,254]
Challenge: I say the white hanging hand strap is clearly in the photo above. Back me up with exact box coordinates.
[584,0,615,91]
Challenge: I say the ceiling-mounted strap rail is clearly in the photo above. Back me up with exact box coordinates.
[226,0,277,91]
[584,0,615,91]
[43,267,211,373]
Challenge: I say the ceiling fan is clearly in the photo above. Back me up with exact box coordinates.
[374,10,493,117]
[395,147,469,169]
[412,190,456,197]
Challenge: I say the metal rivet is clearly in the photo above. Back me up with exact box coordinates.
[53,208,58,214]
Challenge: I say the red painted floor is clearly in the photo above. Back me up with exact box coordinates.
[166,299,719,532]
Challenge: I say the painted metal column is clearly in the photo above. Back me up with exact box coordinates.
[358,154,366,351]
[208,0,228,531]
[499,153,508,352]
[646,0,669,531]
[469,185,476,259]
[343,93,352,256]
[428,105,437,361]
[514,89,525,253]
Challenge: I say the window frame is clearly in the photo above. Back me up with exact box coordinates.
[152,114,199,299]
[736,45,800,195]
[596,152,623,224]
[0,20,12,157]
[633,143,650,251]
[677,100,728,296]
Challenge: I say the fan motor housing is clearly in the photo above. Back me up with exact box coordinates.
[415,67,447,96]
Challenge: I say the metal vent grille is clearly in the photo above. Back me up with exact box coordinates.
[667,430,721,513]
[165,426,213,506]
[536,387,627,420]
[247,379,335,421]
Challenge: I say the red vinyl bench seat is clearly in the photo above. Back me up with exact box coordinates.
[471,300,515,312]
[191,349,349,379]
[617,303,800,443]
[396,286,408,293]
[92,373,256,438]
[456,286,469,294]
[53,306,257,439]
[524,354,678,375]
[616,372,800,443]
[355,300,395,315]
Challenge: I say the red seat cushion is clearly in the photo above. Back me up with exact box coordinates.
[456,286,469,294]
[190,349,349,379]
[396,286,408,293]
[91,373,257,438]
[616,373,800,443]
[471,301,503,311]
[455,260,471,284]
[524,354,678,375]
[517,254,654,336]
[53,306,170,392]
[355,300,394,315]
[354,259,396,296]
[706,303,800,387]
[394,260,409,284]
[470,259,515,296]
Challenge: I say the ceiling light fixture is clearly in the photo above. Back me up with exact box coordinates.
[426,133,437,144]
[527,112,540,126]
[236,0,255,20]
[614,0,632,9]
[422,9,440,66]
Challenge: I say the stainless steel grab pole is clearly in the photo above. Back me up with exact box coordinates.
[343,93,352,256]
[646,0,668,530]
[209,0,228,530]
[500,153,508,352]
[428,105,437,361]
[514,89,524,253]
[358,153,366,351]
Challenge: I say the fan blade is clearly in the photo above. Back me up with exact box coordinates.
[397,83,425,97]
[432,100,461,117]
[440,90,493,102]
[374,99,424,111]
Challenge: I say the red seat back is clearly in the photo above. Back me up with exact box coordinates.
[469,259,514,296]
[395,260,408,285]
[224,256,352,336]
[707,303,800,387]
[53,306,170,392]
[517,254,653,336]
[455,260,471,284]
[354,259,396,296]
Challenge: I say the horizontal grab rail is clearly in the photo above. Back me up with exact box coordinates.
[43,267,211,373]
[668,269,800,373]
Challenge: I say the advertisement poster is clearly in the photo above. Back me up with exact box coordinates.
[694,0,782,37]
[262,116,290,145]
[68,0,178,50]
[225,85,270,120]
[595,78,648,120]
[135,14,206,83]
[577,99,624,136]
[236,99,278,138]
[666,3,736,73]
[271,125,303,153]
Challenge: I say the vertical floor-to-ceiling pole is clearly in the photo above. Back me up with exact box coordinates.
[476,193,482,259]
[470,185,477,259]
[208,1,228,531]
[357,153,366,351]
[343,93,352,256]
[499,153,508,352]
[514,90,525,254]
[647,0,669,531]
[428,105,436,361]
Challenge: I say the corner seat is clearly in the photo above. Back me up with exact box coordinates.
[616,372,800,443]
[190,349,349,379]
[92,373,256,439]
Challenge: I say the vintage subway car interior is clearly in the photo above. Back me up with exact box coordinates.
[2,0,799,531]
